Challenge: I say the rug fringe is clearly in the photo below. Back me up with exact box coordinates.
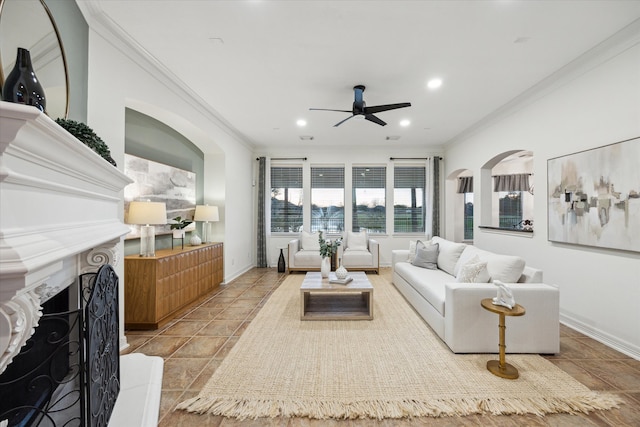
[176,393,624,420]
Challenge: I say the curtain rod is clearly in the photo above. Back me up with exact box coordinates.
[491,173,533,177]
[257,157,307,161]
[390,157,442,160]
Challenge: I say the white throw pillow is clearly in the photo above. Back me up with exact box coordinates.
[347,231,367,251]
[431,236,467,276]
[485,254,526,283]
[301,231,320,251]
[455,255,490,283]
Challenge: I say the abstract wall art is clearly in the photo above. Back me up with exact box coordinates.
[124,154,196,237]
[547,137,639,252]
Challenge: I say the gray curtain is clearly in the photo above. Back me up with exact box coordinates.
[431,157,440,237]
[257,157,267,267]
[493,174,530,192]
[457,176,473,193]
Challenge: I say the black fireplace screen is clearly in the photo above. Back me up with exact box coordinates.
[0,264,120,427]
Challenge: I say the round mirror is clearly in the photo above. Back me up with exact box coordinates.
[0,0,69,119]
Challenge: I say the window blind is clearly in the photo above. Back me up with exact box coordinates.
[311,167,345,188]
[394,166,425,188]
[271,167,302,188]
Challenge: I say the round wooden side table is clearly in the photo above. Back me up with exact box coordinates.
[480,298,526,379]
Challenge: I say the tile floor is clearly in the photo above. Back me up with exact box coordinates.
[123,268,640,426]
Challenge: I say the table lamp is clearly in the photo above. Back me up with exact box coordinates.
[194,204,219,243]
[127,200,167,256]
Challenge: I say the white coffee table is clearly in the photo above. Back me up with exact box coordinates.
[300,271,373,320]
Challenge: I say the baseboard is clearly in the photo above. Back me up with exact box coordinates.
[560,313,640,361]
[223,263,255,284]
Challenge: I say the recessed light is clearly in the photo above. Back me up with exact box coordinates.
[386,136,401,141]
[400,119,411,127]
[299,135,314,141]
[427,78,442,90]
[296,119,307,127]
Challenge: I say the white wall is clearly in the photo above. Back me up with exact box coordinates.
[444,39,640,358]
[83,26,255,349]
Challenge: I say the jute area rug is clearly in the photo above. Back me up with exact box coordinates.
[177,274,622,420]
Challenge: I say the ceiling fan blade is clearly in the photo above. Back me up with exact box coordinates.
[364,114,387,126]
[309,108,352,113]
[364,102,411,114]
[334,115,356,127]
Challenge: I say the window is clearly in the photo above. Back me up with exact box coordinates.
[311,167,344,232]
[352,166,386,233]
[394,166,425,233]
[498,191,523,228]
[270,166,303,232]
[464,192,474,240]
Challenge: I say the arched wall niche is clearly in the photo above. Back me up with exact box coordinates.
[446,168,474,242]
[480,149,534,229]
[122,99,227,252]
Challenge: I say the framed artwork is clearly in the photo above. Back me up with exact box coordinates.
[547,137,639,252]
[124,154,196,237]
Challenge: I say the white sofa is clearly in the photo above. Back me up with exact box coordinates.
[288,231,379,273]
[392,236,559,354]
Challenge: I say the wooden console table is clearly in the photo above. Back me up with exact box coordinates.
[124,243,223,329]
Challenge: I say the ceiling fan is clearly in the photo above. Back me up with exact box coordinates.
[310,85,411,127]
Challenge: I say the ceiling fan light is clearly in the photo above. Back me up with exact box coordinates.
[400,119,411,127]
[296,119,307,127]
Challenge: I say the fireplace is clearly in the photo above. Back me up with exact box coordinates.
[0,265,120,427]
[0,102,134,426]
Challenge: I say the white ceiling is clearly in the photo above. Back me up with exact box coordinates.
[87,1,640,151]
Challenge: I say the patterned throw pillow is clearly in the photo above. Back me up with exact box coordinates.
[411,243,439,269]
[455,255,490,283]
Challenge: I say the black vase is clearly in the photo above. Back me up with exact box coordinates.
[278,248,286,273]
[2,47,46,113]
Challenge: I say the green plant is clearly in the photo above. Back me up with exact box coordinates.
[318,230,342,258]
[170,216,192,230]
[55,118,117,166]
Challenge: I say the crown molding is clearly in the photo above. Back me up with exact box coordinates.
[75,1,255,152]
[446,18,640,148]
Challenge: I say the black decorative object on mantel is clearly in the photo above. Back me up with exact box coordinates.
[278,248,286,273]
[2,47,46,113]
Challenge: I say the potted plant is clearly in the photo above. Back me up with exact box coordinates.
[318,230,342,278]
[170,216,192,238]
[55,118,117,166]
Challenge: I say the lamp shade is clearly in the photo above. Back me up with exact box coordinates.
[127,201,167,225]
[194,205,219,222]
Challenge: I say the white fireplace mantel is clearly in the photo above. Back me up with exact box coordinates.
[0,101,133,374]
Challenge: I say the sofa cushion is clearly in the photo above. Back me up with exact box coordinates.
[411,243,439,269]
[455,255,490,283]
[407,239,427,263]
[347,231,367,250]
[431,237,467,276]
[485,254,526,283]
[342,249,372,266]
[454,245,525,283]
[301,231,320,251]
[293,250,322,267]
[395,262,451,316]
